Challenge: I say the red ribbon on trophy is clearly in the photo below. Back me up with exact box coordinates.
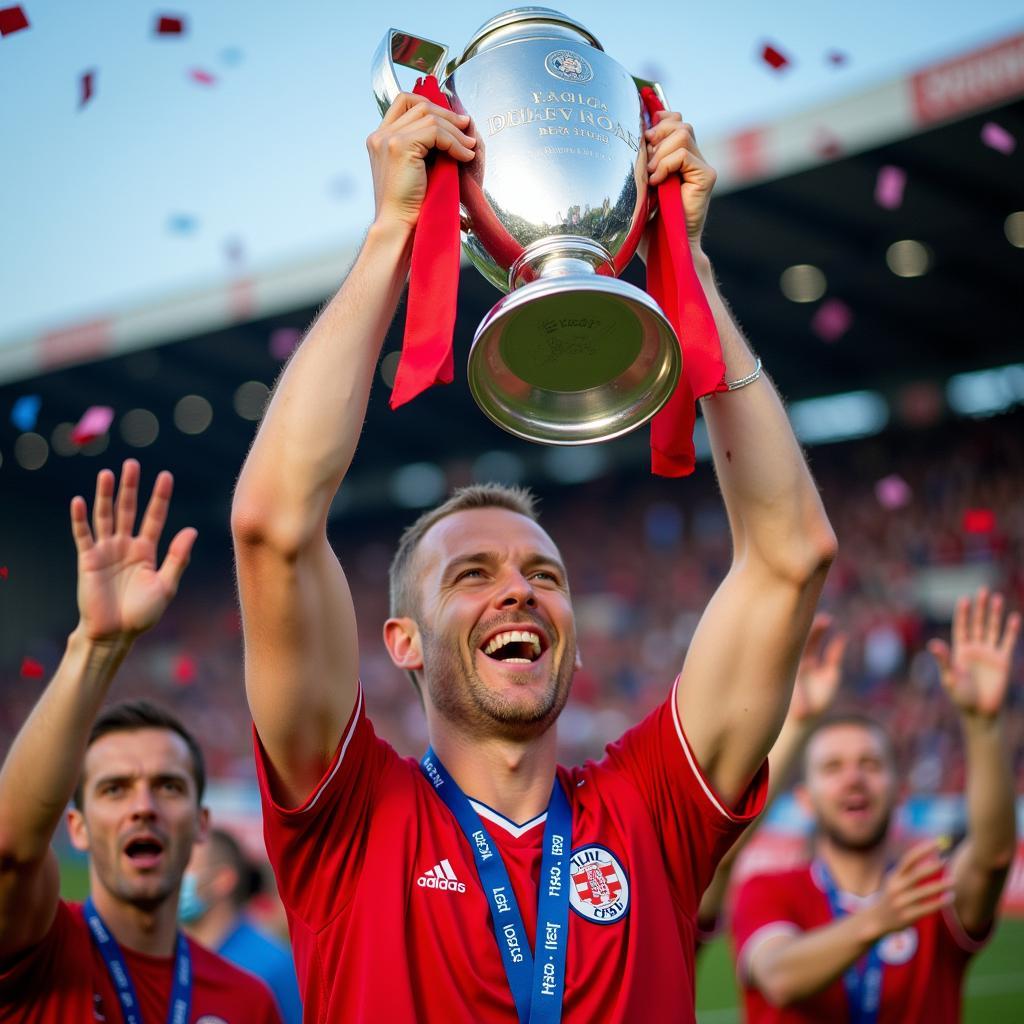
[640,86,727,477]
[391,75,726,478]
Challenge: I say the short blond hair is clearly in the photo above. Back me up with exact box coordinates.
[388,483,539,621]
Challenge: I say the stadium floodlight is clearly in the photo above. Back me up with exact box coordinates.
[391,462,447,508]
[947,363,1024,417]
[788,390,889,444]
[779,264,827,303]
[542,445,610,484]
[1005,212,1024,249]
[886,240,931,277]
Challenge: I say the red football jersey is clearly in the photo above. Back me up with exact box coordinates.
[0,899,282,1023]
[731,862,988,1024]
[256,678,768,1023]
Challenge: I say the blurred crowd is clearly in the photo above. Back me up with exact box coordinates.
[2,413,1022,795]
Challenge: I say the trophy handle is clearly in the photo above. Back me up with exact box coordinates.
[632,76,669,124]
[372,30,450,117]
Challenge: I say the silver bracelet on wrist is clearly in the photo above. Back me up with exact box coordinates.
[724,357,763,391]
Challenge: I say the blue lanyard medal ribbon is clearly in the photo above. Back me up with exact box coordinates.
[421,749,572,1024]
[813,861,884,1024]
[84,896,192,1024]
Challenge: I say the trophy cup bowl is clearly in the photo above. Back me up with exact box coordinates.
[372,7,681,445]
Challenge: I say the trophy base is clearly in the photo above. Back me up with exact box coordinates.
[467,275,681,446]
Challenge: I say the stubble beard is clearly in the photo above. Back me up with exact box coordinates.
[819,806,893,854]
[421,626,575,741]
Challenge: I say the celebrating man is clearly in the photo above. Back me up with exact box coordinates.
[731,588,1020,1022]
[0,461,281,1023]
[231,93,837,1022]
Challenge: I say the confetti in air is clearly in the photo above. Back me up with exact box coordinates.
[269,327,302,361]
[173,654,198,686]
[962,508,996,534]
[168,213,198,234]
[11,394,41,432]
[826,50,848,66]
[220,46,244,66]
[874,475,912,510]
[188,68,217,86]
[0,567,8,580]
[20,657,45,680]
[0,4,29,36]
[874,165,906,210]
[980,122,1016,155]
[79,70,96,109]
[71,406,115,446]
[155,14,185,35]
[811,298,853,342]
[760,43,790,71]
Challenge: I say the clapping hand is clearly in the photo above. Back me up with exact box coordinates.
[928,588,1021,720]
[71,460,197,643]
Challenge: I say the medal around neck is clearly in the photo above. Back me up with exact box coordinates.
[372,7,681,445]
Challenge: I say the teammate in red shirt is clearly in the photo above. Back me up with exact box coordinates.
[0,462,281,1024]
[231,92,838,1023]
[731,588,1020,1023]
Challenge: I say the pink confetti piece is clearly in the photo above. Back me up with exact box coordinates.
[20,657,45,680]
[79,69,96,109]
[0,4,29,36]
[760,42,790,71]
[874,165,906,210]
[188,68,217,86]
[155,14,185,35]
[269,327,302,361]
[874,475,912,510]
[980,122,1016,155]
[71,406,114,446]
[811,298,853,342]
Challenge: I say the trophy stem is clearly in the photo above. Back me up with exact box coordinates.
[508,236,615,290]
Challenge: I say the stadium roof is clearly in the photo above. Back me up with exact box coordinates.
[1,33,1022,530]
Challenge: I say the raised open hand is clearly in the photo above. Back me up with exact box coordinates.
[70,460,197,642]
[788,613,848,724]
[927,588,1021,719]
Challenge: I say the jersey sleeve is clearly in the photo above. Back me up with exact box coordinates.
[0,899,72,998]
[731,872,803,983]
[254,685,398,929]
[600,676,768,911]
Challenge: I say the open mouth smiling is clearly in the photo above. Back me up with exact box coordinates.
[479,628,549,666]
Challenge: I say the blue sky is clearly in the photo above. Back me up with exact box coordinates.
[1,1,1021,342]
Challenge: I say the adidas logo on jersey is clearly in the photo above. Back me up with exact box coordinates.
[417,858,467,893]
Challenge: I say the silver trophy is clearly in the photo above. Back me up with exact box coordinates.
[372,7,681,445]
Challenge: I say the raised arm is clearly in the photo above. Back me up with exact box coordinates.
[644,113,838,806]
[928,588,1020,937]
[230,94,476,806]
[0,461,195,958]
[698,617,847,930]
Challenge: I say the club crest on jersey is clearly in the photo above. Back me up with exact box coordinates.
[878,926,918,965]
[568,844,630,924]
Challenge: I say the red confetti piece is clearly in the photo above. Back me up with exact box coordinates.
[71,405,114,446]
[20,657,45,680]
[0,566,8,579]
[188,68,217,86]
[79,70,96,109]
[962,508,996,534]
[173,654,197,686]
[811,298,853,342]
[874,475,912,510]
[761,43,790,71]
[155,14,185,35]
[980,122,1016,155]
[814,128,843,159]
[0,5,29,36]
[874,165,906,210]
